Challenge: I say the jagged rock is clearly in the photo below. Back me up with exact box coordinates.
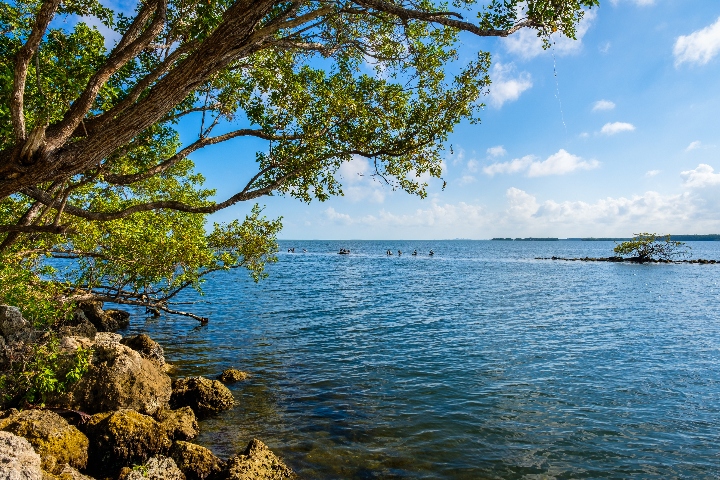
[217,369,248,384]
[117,456,184,480]
[121,334,165,366]
[54,465,95,480]
[76,302,129,333]
[219,439,295,480]
[0,305,36,344]
[170,377,234,418]
[56,311,97,341]
[0,410,88,474]
[56,341,171,415]
[155,407,198,441]
[58,336,93,353]
[168,441,222,480]
[0,431,43,480]
[84,410,172,473]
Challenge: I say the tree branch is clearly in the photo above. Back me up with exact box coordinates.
[11,0,62,142]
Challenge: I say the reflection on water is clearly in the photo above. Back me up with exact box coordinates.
[125,241,720,478]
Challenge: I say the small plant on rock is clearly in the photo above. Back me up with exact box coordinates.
[614,233,690,263]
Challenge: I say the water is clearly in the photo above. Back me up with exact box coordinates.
[124,241,720,479]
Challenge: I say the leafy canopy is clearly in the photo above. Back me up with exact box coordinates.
[614,233,690,262]
[0,0,598,322]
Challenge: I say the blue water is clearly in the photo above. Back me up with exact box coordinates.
[125,241,720,479]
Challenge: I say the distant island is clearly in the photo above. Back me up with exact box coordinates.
[493,235,720,242]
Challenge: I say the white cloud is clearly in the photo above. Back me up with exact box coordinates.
[504,9,597,60]
[488,63,533,108]
[506,187,540,218]
[645,170,661,177]
[483,155,534,176]
[610,0,655,6]
[674,17,720,67]
[592,100,616,111]
[527,150,600,177]
[483,150,598,177]
[487,146,507,157]
[681,164,720,188]
[338,156,386,203]
[458,175,476,186]
[600,122,636,135]
[466,159,479,173]
[599,42,611,54]
[686,140,702,151]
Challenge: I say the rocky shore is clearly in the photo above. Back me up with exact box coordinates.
[536,256,719,264]
[0,304,296,480]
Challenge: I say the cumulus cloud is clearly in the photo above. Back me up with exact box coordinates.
[600,122,635,135]
[681,164,720,188]
[592,100,616,111]
[338,156,386,203]
[488,63,532,108]
[458,175,476,186]
[645,170,661,177]
[674,17,720,67]
[466,159,479,173]
[487,146,507,157]
[504,9,597,59]
[483,150,598,177]
[686,140,702,151]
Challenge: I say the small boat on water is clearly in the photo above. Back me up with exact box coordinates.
[338,249,350,255]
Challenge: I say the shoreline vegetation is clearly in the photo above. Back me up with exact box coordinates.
[0,303,296,480]
[493,234,720,241]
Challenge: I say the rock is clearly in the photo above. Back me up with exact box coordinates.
[217,369,248,384]
[0,410,88,474]
[0,431,43,480]
[0,306,35,344]
[117,456,184,480]
[155,407,198,441]
[170,377,234,418]
[121,334,165,366]
[76,302,129,333]
[59,336,93,353]
[84,410,172,473]
[220,439,295,480]
[169,441,222,480]
[54,465,95,480]
[57,341,171,415]
[93,332,122,347]
[56,311,97,341]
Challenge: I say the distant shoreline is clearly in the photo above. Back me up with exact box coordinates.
[492,235,720,242]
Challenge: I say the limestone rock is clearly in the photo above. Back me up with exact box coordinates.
[93,332,122,348]
[56,311,97,341]
[217,369,248,384]
[58,336,93,353]
[170,377,234,418]
[117,456,184,480]
[168,441,222,480]
[0,306,35,344]
[121,334,165,366]
[60,341,171,415]
[220,439,295,480]
[155,407,198,441]
[76,302,129,333]
[0,410,88,473]
[84,410,172,473]
[55,465,95,480]
[0,431,43,480]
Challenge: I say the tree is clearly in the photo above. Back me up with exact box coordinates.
[0,0,598,322]
[613,233,690,263]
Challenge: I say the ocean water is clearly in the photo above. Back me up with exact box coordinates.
[125,240,720,479]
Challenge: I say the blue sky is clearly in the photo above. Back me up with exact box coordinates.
[154,1,720,239]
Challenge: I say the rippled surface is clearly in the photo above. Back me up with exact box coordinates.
[125,241,720,478]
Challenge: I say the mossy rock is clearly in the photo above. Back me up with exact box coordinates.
[0,409,89,473]
[217,369,249,384]
[84,410,171,474]
[170,377,234,418]
[221,439,295,480]
[155,407,198,441]
[169,441,222,480]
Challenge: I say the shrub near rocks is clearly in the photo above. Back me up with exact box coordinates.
[0,409,88,474]
[170,377,234,418]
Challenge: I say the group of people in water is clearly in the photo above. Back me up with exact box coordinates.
[386,249,434,256]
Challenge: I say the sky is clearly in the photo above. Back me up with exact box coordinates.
[99,0,720,239]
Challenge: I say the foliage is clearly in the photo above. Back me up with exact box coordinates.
[0,0,597,319]
[613,233,691,262]
[0,336,92,407]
